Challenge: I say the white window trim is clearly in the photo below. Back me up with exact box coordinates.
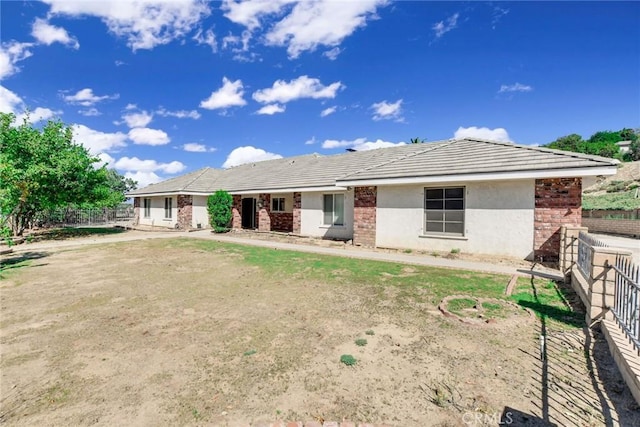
[272,197,286,213]
[423,186,465,237]
[323,193,345,226]
[164,197,173,220]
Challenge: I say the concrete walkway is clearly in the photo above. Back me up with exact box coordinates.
[5,228,562,279]
[591,233,640,264]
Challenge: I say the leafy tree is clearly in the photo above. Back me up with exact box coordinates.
[207,190,233,233]
[410,137,426,144]
[81,169,137,208]
[546,134,584,153]
[0,113,128,235]
[545,128,638,159]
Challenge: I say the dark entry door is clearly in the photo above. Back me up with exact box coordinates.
[241,198,256,229]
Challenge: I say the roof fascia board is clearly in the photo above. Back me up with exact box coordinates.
[126,191,211,198]
[230,186,348,195]
[336,166,618,187]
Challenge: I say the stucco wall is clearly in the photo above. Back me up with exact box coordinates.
[300,190,354,240]
[138,196,177,228]
[192,195,209,229]
[376,180,535,258]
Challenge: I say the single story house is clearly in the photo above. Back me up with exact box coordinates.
[126,138,618,261]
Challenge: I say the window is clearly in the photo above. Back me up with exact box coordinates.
[164,197,172,219]
[424,187,465,235]
[272,197,285,212]
[143,198,151,218]
[323,194,344,226]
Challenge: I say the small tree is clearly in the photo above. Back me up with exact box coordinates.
[207,190,233,233]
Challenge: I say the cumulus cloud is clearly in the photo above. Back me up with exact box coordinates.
[73,124,128,154]
[124,171,163,188]
[114,156,186,174]
[156,108,201,119]
[97,152,115,167]
[320,106,337,117]
[79,108,101,116]
[0,41,34,81]
[264,0,387,58]
[31,18,79,49]
[253,75,344,104]
[128,127,170,145]
[122,110,153,128]
[222,0,296,29]
[200,77,247,110]
[454,126,511,142]
[0,85,60,124]
[433,13,459,39]
[43,0,211,51]
[256,104,285,115]
[222,146,282,168]
[182,143,216,152]
[498,82,533,93]
[0,85,25,113]
[62,88,119,106]
[15,107,61,124]
[371,99,403,121]
[322,137,405,151]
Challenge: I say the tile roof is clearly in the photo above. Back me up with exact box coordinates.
[127,138,618,196]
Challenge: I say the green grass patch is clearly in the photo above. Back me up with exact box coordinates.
[510,280,583,329]
[243,349,257,356]
[482,301,506,319]
[0,251,48,279]
[447,298,476,316]
[355,338,368,347]
[583,190,640,210]
[32,227,125,242]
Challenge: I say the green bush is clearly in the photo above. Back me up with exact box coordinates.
[207,190,233,233]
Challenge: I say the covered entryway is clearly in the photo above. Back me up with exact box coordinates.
[241,198,256,229]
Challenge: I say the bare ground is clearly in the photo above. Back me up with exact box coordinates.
[1,238,638,426]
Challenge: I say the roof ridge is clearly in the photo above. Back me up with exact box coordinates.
[338,139,458,180]
[462,138,619,165]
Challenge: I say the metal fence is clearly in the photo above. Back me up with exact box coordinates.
[577,231,608,278]
[36,206,135,228]
[611,255,640,355]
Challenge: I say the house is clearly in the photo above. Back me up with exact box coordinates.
[126,138,618,261]
[616,140,631,154]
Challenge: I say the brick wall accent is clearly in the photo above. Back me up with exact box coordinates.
[582,218,640,238]
[133,197,140,225]
[353,186,377,247]
[258,193,271,232]
[271,212,293,232]
[177,195,193,230]
[293,192,301,234]
[534,178,582,261]
[232,195,242,230]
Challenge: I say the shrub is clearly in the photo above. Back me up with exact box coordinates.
[355,338,368,346]
[340,354,357,366]
[207,190,233,233]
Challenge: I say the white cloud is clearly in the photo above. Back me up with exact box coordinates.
[115,60,126,66]
[433,13,459,39]
[322,137,405,151]
[124,171,162,188]
[323,47,342,60]
[114,156,185,174]
[97,152,115,167]
[0,41,34,81]
[320,106,336,117]
[371,99,403,121]
[79,108,101,116]
[15,107,60,124]
[200,77,247,110]
[122,110,153,128]
[253,75,344,105]
[0,85,24,113]
[182,143,216,152]
[43,0,211,51]
[73,124,128,154]
[305,136,317,145]
[498,82,533,93]
[264,0,387,58]
[222,0,296,30]
[256,104,285,115]
[31,18,79,49]
[62,88,119,106]
[156,107,201,119]
[125,103,137,110]
[128,127,170,145]
[454,126,511,142]
[0,85,60,124]
[193,28,217,52]
[222,146,282,168]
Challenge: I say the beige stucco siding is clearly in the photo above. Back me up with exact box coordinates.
[300,190,354,240]
[192,195,209,228]
[138,196,177,228]
[376,180,535,258]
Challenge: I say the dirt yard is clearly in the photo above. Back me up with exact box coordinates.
[1,237,638,426]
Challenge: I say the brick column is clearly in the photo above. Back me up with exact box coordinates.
[258,193,271,232]
[534,178,582,262]
[133,197,140,225]
[353,186,377,247]
[292,192,301,235]
[177,195,193,229]
[559,225,588,277]
[231,195,242,230]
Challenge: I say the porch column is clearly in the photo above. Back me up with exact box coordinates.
[133,197,140,225]
[232,195,242,230]
[353,186,377,247]
[177,195,193,229]
[258,193,271,232]
[292,192,302,235]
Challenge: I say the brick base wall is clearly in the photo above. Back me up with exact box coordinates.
[133,197,140,225]
[353,186,377,247]
[271,212,293,232]
[232,195,242,230]
[258,193,271,232]
[534,178,582,261]
[177,195,193,229]
[582,218,640,238]
[293,192,301,234]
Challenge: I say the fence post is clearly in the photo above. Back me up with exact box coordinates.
[587,247,633,323]
[560,225,588,279]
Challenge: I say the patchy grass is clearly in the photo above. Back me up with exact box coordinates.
[340,354,357,366]
[583,189,640,210]
[446,298,476,317]
[29,227,125,242]
[355,338,368,347]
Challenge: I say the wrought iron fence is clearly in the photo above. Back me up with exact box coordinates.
[611,255,640,355]
[36,206,135,228]
[577,231,608,278]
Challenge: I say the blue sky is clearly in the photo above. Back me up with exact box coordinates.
[1,1,639,187]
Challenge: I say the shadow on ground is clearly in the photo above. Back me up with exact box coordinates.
[0,251,49,278]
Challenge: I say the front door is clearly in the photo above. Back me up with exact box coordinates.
[241,198,256,229]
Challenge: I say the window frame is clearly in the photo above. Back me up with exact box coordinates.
[164,197,173,220]
[424,186,465,236]
[143,198,151,218]
[323,193,345,226]
[272,197,286,212]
